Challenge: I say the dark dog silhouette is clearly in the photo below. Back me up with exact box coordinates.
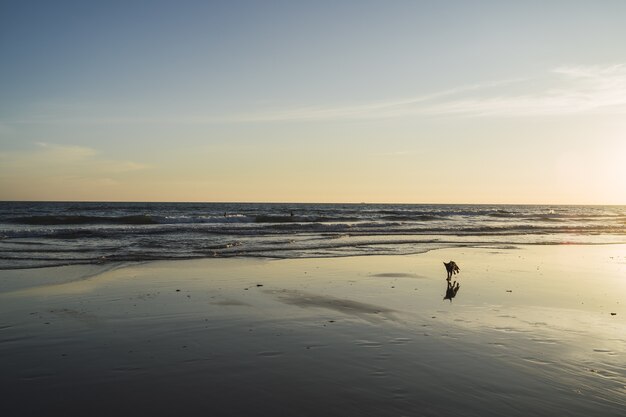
[443,261,460,280]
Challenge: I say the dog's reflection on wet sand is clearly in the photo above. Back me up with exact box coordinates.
[444,280,460,302]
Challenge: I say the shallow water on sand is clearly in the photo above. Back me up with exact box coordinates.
[0,246,625,416]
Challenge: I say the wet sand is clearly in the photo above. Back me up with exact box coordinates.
[1,245,625,416]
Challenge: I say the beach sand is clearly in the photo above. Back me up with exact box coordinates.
[1,245,625,416]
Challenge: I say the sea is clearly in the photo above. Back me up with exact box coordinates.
[0,202,625,269]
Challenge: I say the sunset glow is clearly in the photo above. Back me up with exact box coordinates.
[1,2,626,204]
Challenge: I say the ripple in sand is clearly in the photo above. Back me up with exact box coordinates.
[212,299,250,307]
[112,366,145,372]
[183,357,215,364]
[530,337,559,345]
[374,352,391,360]
[493,326,528,334]
[588,368,620,379]
[370,370,388,378]
[522,357,554,365]
[592,348,614,354]
[389,337,412,345]
[304,343,327,350]
[1,334,36,344]
[257,351,284,357]
[20,373,55,381]
[391,388,409,399]
[370,273,425,279]
[354,340,382,348]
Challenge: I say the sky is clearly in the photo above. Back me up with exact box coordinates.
[1,0,626,204]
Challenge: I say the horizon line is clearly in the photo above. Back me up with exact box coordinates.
[0,199,624,207]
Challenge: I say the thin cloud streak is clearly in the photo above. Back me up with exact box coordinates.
[0,143,149,176]
[227,79,521,123]
[421,64,626,117]
[3,65,625,126]
[2,80,515,126]
[232,64,626,121]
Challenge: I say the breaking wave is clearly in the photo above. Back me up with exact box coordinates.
[1,202,625,269]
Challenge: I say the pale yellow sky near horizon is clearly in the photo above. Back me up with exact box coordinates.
[2,117,625,205]
[2,3,626,205]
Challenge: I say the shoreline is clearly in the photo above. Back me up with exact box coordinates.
[2,202,625,270]
[2,238,626,275]
[1,242,462,272]
[1,245,625,416]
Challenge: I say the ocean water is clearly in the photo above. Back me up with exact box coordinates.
[0,202,625,269]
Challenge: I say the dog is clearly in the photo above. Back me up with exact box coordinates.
[443,261,460,280]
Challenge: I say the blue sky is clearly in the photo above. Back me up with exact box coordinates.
[2,1,626,203]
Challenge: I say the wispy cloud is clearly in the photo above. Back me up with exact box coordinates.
[3,65,625,126]
[4,81,514,126]
[421,64,626,117]
[225,79,521,122]
[0,143,149,180]
[230,64,626,121]
[0,143,151,199]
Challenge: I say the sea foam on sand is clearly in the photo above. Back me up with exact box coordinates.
[1,245,625,416]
